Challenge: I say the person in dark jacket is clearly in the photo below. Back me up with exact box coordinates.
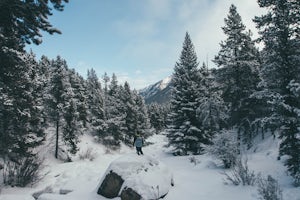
[133,134,144,155]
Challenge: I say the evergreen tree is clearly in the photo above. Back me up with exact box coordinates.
[122,81,138,144]
[68,69,88,129]
[59,69,86,156]
[63,99,79,155]
[0,0,68,49]
[213,4,260,145]
[0,51,45,186]
[147,103,170,134]
[0,52,45,157]
[46,56,70,159]
[0,0,69,105]
[0,0,68,185]
[102,72,110,94]
[167,32,203,155]
[196,64,228,139]
[38,55,52,126]
[101,74,125,148]
[86,68,104,134]
[133,90,151,138]
[116,82,151,144]
[254,0,300,184]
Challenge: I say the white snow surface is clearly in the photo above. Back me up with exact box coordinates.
[1,133,300,200]
[159,76,172,90]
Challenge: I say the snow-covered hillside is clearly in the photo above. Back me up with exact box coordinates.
[1,133,299,200]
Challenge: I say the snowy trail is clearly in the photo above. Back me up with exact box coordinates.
[1,134,300,200]
[144,134,256,200]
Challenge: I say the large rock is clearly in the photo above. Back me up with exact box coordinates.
[97,171,124,198]
[97,154,173,200]
[120,187,142,200]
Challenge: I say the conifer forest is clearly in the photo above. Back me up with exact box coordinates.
[0,1,300,198]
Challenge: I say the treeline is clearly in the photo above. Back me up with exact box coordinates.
[166,2,300,185]
[0,0,157,187]
[1,0,299,188]
[0,51,153,186]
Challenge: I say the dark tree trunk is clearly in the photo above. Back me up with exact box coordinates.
[55,115,59,159]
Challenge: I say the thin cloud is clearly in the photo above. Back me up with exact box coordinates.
[29,0,266,90]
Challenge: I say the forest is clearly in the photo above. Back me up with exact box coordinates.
[0,1,299,198]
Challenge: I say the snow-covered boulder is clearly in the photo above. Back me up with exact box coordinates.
[97,154,173,200]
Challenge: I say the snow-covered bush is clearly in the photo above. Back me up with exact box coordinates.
[189,156,200,165]
[257,175,283,200]
[222,157,256,186]
[102,135,121,150]
[205,129,239,168]
[3,155,42,187]
[79,148,96,161]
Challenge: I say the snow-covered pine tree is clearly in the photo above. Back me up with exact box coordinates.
[102,72,110,94]
[101,73,125,148]
[0,0,68,186]
[59,68,88,156]
[0,0,68,47]
[254,0,300,184]
[147,103,170,134]
[46,56,72,159]
[122,81,138,144]
[63,98,79,155]
[214,4,260,145]
[115,81,152,144]
[13,52,45,153]
[167,32,203,155]
[86,68,105,135]
[0,51,45,186]
[196,63,228,141]
[132,90,151,138]
[68,69,88,129]
[38,55,52,126]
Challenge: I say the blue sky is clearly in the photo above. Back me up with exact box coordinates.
[27,0,264,89]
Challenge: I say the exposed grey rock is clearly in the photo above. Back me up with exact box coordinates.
[97,170,124,198]
[97,154,173,199]
[32,186,53,200]
[120,187,142,200]
[59,189,73,195]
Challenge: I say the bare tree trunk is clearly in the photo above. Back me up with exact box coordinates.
[55,115,59,159]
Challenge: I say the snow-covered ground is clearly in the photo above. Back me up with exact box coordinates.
[1,133,300,200]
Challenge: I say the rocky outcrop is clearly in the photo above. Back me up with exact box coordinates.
[97,154,173,200]
[120,187,142,200]
[97,171,124,198]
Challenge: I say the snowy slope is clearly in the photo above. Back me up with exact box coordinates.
[1,133,300,200]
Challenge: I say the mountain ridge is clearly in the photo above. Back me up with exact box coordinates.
[139,76,173,104]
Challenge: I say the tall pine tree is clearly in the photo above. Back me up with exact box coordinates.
[86,68,104,134]
[46,56,77,159]
[101,74,125,148]
[0,0,68,186]
[254,0,300,184]
[167,32,203,155]
[196,63,227,139]
[214,4,260,145]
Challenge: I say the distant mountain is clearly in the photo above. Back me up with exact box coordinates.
[139,76,173,104]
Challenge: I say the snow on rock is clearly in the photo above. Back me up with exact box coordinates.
[159,76,172,90]
[97,153,173,200]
